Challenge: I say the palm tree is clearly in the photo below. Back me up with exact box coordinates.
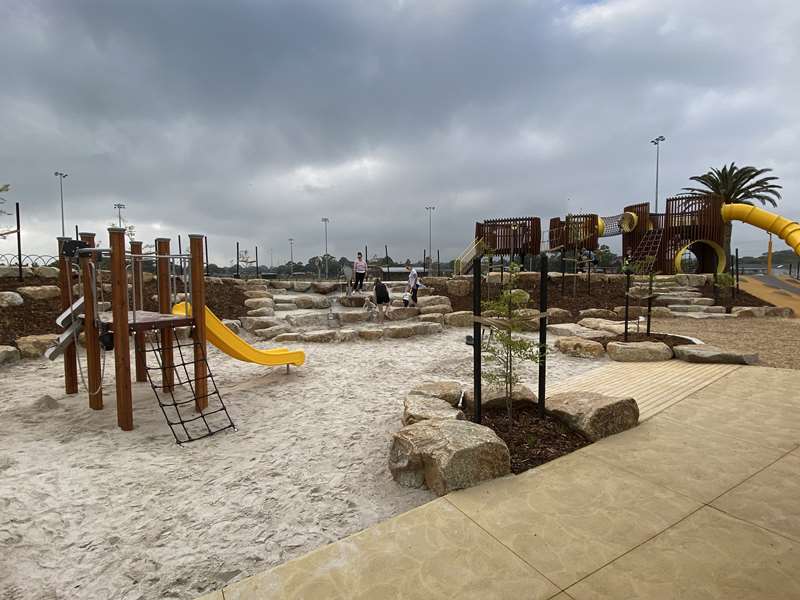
[683,162,782,258]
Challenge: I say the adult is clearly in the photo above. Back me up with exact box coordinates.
[373,277,391,323]
[353,252,367,292]
[404,261,419,307]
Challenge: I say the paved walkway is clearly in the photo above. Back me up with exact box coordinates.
[739,274,800,314]
[199,366,800,599]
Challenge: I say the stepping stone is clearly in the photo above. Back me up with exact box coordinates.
[607,341,672,362]
[547,391,639,441]
[402,394,465,425]
[555,336,606,358]
[673,344,758,365]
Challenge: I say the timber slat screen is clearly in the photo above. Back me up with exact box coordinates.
[548,217,564,250]
[564,213,599,251]
[476,217,541,257]
[662,194,724,274]
[623,202,650,259]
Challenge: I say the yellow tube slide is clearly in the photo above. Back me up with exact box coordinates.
[721,204,800,256]
[172,302,305,367]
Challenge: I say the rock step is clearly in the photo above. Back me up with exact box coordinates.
[656,296,714,306]
[297,322,444,342]
[668,305,726,314]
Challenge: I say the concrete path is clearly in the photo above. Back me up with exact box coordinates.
[199,366,800,599]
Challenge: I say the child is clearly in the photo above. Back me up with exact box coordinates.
[374,277,391,323]
[404,262,419,307]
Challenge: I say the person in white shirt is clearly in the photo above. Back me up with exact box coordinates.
[353,252,367,292]
[404,262,419,307]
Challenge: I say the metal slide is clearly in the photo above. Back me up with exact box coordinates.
[172,302,305,367]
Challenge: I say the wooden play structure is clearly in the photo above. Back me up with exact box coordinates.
[52,229,235,443]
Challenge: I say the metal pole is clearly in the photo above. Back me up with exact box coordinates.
[561,252,566,294]
[255,246,259,278]
[322,217,329,279]
[75,225,79,240]
[177,235,182,275]
[624,271,631,342]
[59,175,65,236]
[236,241,240,278]
[289,238,294,276]
[472,254,482,424]
[538,253,548,418]
[735,248,740,293]
[655,141,660,214]
[437,249,440,277]
[204,236,209,276]
[646,273,653,336]
[426,206,435,272]
[15,203,22,281]
[385,245,390,281]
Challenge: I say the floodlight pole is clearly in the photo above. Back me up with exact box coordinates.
[54,171,68,236]
[650,135,666,213]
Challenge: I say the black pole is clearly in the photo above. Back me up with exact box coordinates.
[423,249,426,274]
[255,246,259,278]
[15,203,22,281]
[437,249,440,277]
[235,241,240,279]
[178,235,182,275]
[204,236,209,276]
[472,254,482,424]
[735,248,740,292]
[587,258,592,296]
[561,252,566,294]
[646,273,653,336]
[385,245,390,281]
[624,271,631,342]
[75,225,79,240]
[538,253,548,418]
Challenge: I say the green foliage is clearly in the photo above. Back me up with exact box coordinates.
[715,272,734,288]
[596,244,617,267]
[683,162,782,208]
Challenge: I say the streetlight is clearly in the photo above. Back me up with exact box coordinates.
[321,217,330,279]
[425,206,435,271]
[650,136,666,213]
[288,237,294,276]
[113,203,126,227]
[54,171,68,236]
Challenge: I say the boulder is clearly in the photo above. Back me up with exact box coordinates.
[578,318,627,335]
[253,324,291,340]
[421,276,449,290]
[463,383,537,412]
[240,316,283,331]
[337,329,359,342]
[358,328,384,341]
[390,299,405,308]
[222,319,241,334]
[444,311,473,327]
[32,266,60,279]
[578,308,617,319]
[293,281,312,292]
[273,332,302,342]
[15,334,58,358]
[509,289,530,304]
[243,298,274,310]
[17,285,60,301]
[413,322,443,336]
[247,307,276,317]
[301,330,338,343]
[446,279,471,296]
[673,344,758,365]
[403,394,465,425]
[547,307,572,324]
[419,304,452,315]
[383,324,417,339]
[607,341,672,362]
[0,345,21,365]
[516,272,540,286]
[311,281,340,294]
[387,307,420,321]
[614,305,674,319]
[274,303,297,311]
[311,296,331,309]
[246,278,269,286]
[338,295,366,308]
[243,290,272,299]
[486,272,510,285]
[388,419,510,496]
[513,308,542,332]
[0,291,24,308]
[294,296,316,309]
[338,311,370,324]
[547,392,639,441]
[416,295,452,308]
[419,313,444,324]
[272,280,293,289]
[732,306,766,318]
[675,273,709,287]
[547,322,614,339]
[286,312,332,329]
[409,380,464,406]
[205,277,224,285]
[555,336,606,358]
[273,295,297,304]
[766,306,794,318]
[0,266,33,278]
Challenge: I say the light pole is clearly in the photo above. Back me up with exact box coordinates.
[321,217,330,279]
[54,171,68,236]
[288,237,294,276]
[650,135,666,213]
[113,203,126,227]
[425,206,435,271]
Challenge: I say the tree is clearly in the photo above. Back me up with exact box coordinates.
[683,163,782,258]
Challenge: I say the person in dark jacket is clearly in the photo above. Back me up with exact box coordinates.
[373,277,391,323]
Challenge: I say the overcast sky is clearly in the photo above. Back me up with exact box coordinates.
[2,0,798,265]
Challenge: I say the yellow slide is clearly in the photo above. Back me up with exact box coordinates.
[172,302,305,367]
[722,204,800,256]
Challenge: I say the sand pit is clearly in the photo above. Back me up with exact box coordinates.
[0,329,604,599]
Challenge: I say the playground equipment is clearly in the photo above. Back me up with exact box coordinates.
[47,228,303,443]
[465,194,800,275]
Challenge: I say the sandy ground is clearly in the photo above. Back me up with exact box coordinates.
[0,328,603,600]
[652,316,800,370]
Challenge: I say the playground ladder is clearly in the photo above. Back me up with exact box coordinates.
[629,229,663,275]
[454,238,484,275]
[140,322,236,444]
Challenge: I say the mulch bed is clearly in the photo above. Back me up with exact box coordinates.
[599,332,696,349]
[471,405,590,474]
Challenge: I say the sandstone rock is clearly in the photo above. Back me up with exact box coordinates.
[419,313,444,324]
[412,322,443,336]
[416,295,452,308]
[387,307,420,321]
[274,303,297,311]
[273,332,302,342]
[301,329,338,343]
[273,295,297,304]
[358,328,384,341]
[446,279,471,296]
[17,285,60,301]
[253,324,291,340]
[286,312,333,329]
[241,316,282,331]
[669,305,725,314]
[607,341,672,362]
[311,281,340,294]
[516,272,540,286]
[338,295,366,308]
[0,345,21,364]
[615,305,675,319]
[513,308,542,332]
[463,383,537,412]
[16,334,58,358]
[294,296,316,309]
[205,277,223,285]
[383,324,417,339]
[311,296,331,309]
[243,290,272,299]
[389,419,510,496]
[509,288,530,304]
[272,280,292,289]
[417,287,433,297]
[337,329,359,342]
[338,311,369,324]
[409,380,464,406]
[486,272,510,285]
[766,306,794,318]
[246,278,269,286]
[0,291,24,307]
[32,266,60,279]
[390,299,405,308]
[445,311,473,327]
[555,336,606,358]
[547,322,614,339]
[673,344,758,365]
[547,392,639,441]
[547,307,572,324]
[420,276,448,290]
[403,394,465,425]
[243,298,274,310]
[675,273,708,287]
[222,319,241,334]
[578,308,617,319]
[419,304,452,315]
[293,281,312,292]
[578,318,627,334]
[0,266,33,278]
[247,307,276,317]
[732,306,766,318]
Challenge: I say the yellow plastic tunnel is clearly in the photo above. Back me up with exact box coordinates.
[721,204,800,257]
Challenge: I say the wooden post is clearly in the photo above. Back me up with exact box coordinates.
[109,228,133,431]
[156,238,174,392]
[190,235,208,412]
[130,240,147,383]
[57,237,79,395]
[79,232,103,409]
